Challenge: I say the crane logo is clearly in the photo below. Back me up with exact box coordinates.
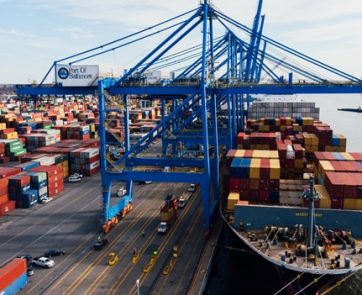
[58,67,69,80]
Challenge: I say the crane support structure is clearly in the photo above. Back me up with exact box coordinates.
[17,0,362,232]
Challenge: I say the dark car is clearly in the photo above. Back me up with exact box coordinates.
[93,238,109,250]
[44,249,65,257]
[27,265,34,277]
[16,254,32,263]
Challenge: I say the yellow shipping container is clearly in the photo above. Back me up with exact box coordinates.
[311,134,319,146]
[294,159,304,169]
[250,158,261,179]
[319,161,334,176]
[275,118,280,126]
[343,199,356,210]
[0,123,6,130]
[337,134,347,147]
[259,125,270,132]
[355,199,362,210]
[302,117,314,126]
[303,133,312,145]
[234,150,245,158]
[270,159,280,179]
[314,185,331,209]
[340,152,354,161]
[269,151,279,159]
[338,146,346,152]
[227,192,240,211]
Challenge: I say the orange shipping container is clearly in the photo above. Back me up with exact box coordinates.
[0,258,26,290]
[0,200,16,216]
[0,194,9,205]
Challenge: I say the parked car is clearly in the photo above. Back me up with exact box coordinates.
[93,238,109,250]
[27,265,34,277]
[187,183,196,192]
[16,254,32,263]
[68,174,82,183]
[44,249,65,257]
[138,180,152,185]
[41,197,53,204]
[32,257,55,268]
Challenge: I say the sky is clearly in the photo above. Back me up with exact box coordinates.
[0,0,361,84]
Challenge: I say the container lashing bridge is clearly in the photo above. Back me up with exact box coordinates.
[17,0,362,233]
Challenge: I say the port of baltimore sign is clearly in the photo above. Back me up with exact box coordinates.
[56,64,99,87]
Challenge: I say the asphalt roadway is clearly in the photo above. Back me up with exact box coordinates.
[0,174,207,295]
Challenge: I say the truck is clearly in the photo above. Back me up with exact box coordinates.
[178,192,192,209]
[157,194,178,234]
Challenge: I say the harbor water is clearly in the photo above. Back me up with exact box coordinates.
[205,94,362,295]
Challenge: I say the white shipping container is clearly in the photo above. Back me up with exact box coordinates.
[90,161,100,170]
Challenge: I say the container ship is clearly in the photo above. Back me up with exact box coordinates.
[221,101,362,286]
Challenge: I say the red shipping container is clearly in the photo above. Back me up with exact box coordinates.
[0,178,8,195]
[259,191,269,202]
[259,179,269,191]
[248,179,259,190]
[0,194,9,205]
[229,178,240,191]
[248,190,259,201]
[0,200,16,216]
[0,258,26,290]
[331,198,344,209]
[0,167,21,179]
[239,179,248,191]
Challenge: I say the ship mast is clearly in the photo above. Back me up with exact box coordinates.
[303,177,320,248]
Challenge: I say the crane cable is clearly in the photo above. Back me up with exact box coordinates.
[273,273,304,295]
[294,274,327,295]
[320,271,359,295]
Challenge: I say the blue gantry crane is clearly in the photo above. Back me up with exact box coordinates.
[17,0,362,233]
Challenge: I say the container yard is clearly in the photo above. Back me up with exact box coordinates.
[1,0,362,295]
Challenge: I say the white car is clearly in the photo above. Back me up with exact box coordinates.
[68,175,82,183]
[187,184,196,192]
[72,173,83,178]
[32,257,55,268]
[157,222,169,234]
[42,197,53,204]
[117,187,127,197]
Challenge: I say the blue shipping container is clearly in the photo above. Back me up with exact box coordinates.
[1,272,27,295]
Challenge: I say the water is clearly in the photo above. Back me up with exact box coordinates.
[205,94,362,295]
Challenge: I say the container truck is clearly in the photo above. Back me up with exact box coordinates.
[157,194,178,234]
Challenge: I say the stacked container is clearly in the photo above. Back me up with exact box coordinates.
[228,153,281,203]
[8,174,37,208]
[26,171,48,202]
[31,166,63,198]
[70,148,100,176]
[0,258,27,294]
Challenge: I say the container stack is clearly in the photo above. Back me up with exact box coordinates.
[0,258,28,294]
[227,151,281,204]
[31,166,64,198]
[0,177,16,216]
[0,139,27,162]
[69,148,100,176]
[26,171,48,202]
[324,172,362,209]
[248,101,319,120]
[237,132,277,150]
[8,174,38,208]
[279,179,307,206]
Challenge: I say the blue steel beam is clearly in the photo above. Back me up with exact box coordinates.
[120,9,201,82]
[107,170,203,183]
[17,86,97,96]
[200,1,211,230]
[125,157,205,168]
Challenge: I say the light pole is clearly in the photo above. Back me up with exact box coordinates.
[136,278,140,295]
